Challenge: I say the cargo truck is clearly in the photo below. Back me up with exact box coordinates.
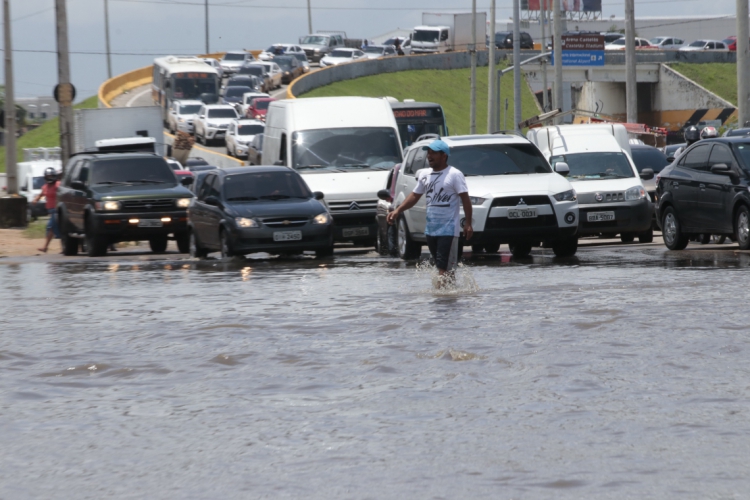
[411,12,487,54]
[73,106,165,155]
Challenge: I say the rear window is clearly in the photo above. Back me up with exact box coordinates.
[450,143,552,176]
[330,50,353,58]
[631,147,669,173]
[223,171,311,201]
[550,152,635,180]
[225,86,251,97]
[91,157,176,185]
[208,108,237,118]
[237,124,264,135]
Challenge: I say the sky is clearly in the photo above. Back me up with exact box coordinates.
[1,0,743,101]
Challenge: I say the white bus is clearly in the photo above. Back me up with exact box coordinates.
[152,56,220,123]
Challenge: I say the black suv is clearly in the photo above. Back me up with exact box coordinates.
[494,31,534,49]
[656,137,750,250]
[57,152,194,257]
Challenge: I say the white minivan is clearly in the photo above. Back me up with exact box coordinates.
[17,154,62,220]
[263,97,403,246]
[527,124,655,243]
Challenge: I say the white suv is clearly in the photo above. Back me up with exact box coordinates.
[391,134,580,259]
[225,119,265,158]
[167,99,203,134]
[194,104,239,145]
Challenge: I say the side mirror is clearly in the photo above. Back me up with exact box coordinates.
[180,176,194,186]
[640,168,655,180]
[377,189,392,201]
[710,163,729,174]
[273,160,285,166]
[313,191,324,200]
[71,181,86,191]
[554,162,570,176]
[199,115,205,119]
[204,195,220,206]
[667,156,676,163]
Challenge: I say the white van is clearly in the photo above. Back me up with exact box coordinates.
[263,97,403,245]
[527,124,655,243]
[18,157,62,219]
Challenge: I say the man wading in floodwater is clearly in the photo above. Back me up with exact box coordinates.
[387,139,473,284]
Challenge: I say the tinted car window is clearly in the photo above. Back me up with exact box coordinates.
[90,157,176,185]
[631,147,669,173]
[708,144,736,168]
[405,148,424,175]
[198,174,215,199]
[452,144,552,176]
[208,108,238,118]
[681,144,711,170]
[223,171,311,201]
[549,152,634,179]
[238,124,265,135]
[207,175,221,199]
[732,143,750,171]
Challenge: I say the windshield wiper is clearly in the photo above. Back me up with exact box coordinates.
[259,194,291,200]
[501,171,526,175]
[226,196,259,201]
[95,181,133,185]
[126,179,168,184]
[296,165,332,170]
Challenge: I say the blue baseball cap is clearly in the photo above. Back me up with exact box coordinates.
[422,139,450,156]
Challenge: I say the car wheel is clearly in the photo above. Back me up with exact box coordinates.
[397,217,421,260]
[712,234,727,244]
[386,224,399,257]
[375,227,388,255]
[189,229,208,258]
[220,229,234,258]
[149,235,168,253]
[698,233,711,244]
[620,233,636,243]
[552,236,578,257]
[662,206,689,250]
[315,246,334,258]
[61,214,79,256]
[175,232,190,253]
[639,228,654,244]
[471,244,484,254]
[484,242,501,254]
[509,242,532,258]
[735,205,750,250]
[85,219,108,257]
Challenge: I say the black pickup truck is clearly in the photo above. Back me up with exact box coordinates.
[57,152,194,257]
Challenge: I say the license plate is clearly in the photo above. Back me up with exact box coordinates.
[273,230,302,242]
[587,211,615,222]
[138,219,163,228]
[507,208,537,219]
[342,227,369,237]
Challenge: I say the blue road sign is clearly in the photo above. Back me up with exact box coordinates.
[550,50,605,67]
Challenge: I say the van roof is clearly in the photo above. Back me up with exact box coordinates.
[271,97,397,131]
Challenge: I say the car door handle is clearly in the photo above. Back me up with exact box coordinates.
[699,183,706,190]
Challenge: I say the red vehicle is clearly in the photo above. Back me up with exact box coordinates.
[173,170,194,185]
[245,97,277,121]
[724,36,737,51]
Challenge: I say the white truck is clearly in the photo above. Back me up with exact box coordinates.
[73,107,165,155]
[17,148,62,220]
[412,12,487,54]
[263,97,403,246]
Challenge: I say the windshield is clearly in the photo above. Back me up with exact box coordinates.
[274,57,293,69]
[732,143,750,171]
[549,152,635,180]
[450,144,551,176]
[291,53,307,62]
[363,47,383,54]
[631,148,669,173]
[690,40,706,47]
[300,35,327,45]
[253,100,271,110]
[208,108,238,118]
[239,66,263,76]
[237,124,264,135]
[397,122,446,148]
[413,29,440,42]
[650,37,666,44]
[223,171,311,201]
[171,77,217,99]
[91,158,176,185]
[330,50,353,58]
[609,39,625,46]
[292,127,402,170]
[495,33,511,41]
[223,53,245,61]
[225,86,251,97]
[32,177,46,190]
[179,104,201,115]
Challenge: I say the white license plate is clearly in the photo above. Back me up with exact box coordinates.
[342,227,369,237]
[273,231,302,242]
[587,211,615,222]
[507,208,538,219]
[138,219,163,228]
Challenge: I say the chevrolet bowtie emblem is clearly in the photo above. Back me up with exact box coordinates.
[282,220,290,225]
[349,201,360,210]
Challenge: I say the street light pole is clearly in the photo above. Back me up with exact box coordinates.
[469,0,477,134]
[104,0,112,79]
[553,0,563,124]
[487,0,496,132]
[737,0,749,127]
[307,0,313,34]
[204,0,209,54]
[541,0,549,111]
[3,0,17,195]
[625,0,637,123]
[55,0,74,167]
[513,0,522,131]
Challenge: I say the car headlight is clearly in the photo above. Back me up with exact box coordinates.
[469,196,486,205]
[177,117,185,123]
[314,48,321,52]
[95,200,121,211]
[313,212,331,224]
[236,217,259,228]
[175,198,192,208]
[625,186,647,201]
[553,189,576,202]
[284,71,290,76]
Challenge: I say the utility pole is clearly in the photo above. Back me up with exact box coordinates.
[737,0,750,127]
[469,0,477,134]
[204,0,209,54]
[307,0,313,34]
[487,0,496,132]
[553,0,562,123]
[104,0,112,79]
[55,0,74,168]
[541,0,549,111]
[4,0,17,194]
[513,0,521,130]
[625,0,637,123]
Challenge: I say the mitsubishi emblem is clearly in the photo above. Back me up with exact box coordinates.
[517,198,526,205]
[349,201,360,210]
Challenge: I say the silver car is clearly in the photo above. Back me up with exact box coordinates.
[220,51,256,76]
[167,100,203,134]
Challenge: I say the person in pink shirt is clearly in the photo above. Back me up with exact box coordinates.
[33,167,61,253]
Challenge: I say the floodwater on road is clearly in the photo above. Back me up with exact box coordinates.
[2,245,750,499]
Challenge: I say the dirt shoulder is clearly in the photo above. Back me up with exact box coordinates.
[0,228,50,257]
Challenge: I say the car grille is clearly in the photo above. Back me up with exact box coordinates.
[578,192,628,204]
[262,217,309,228]
[327,199,378,212]
[303,49,315,57]
[121,199,176,211]
[491,195,551,207]
[485,215,557,229]
[330,213,376,226]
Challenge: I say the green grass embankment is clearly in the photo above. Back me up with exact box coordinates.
[670,63,738,105]
[301,65,541,135]
[0,96,98,173]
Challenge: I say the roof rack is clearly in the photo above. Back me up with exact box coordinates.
[490,130,526,138]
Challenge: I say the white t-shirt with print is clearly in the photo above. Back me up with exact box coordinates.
[413,165,468,237]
